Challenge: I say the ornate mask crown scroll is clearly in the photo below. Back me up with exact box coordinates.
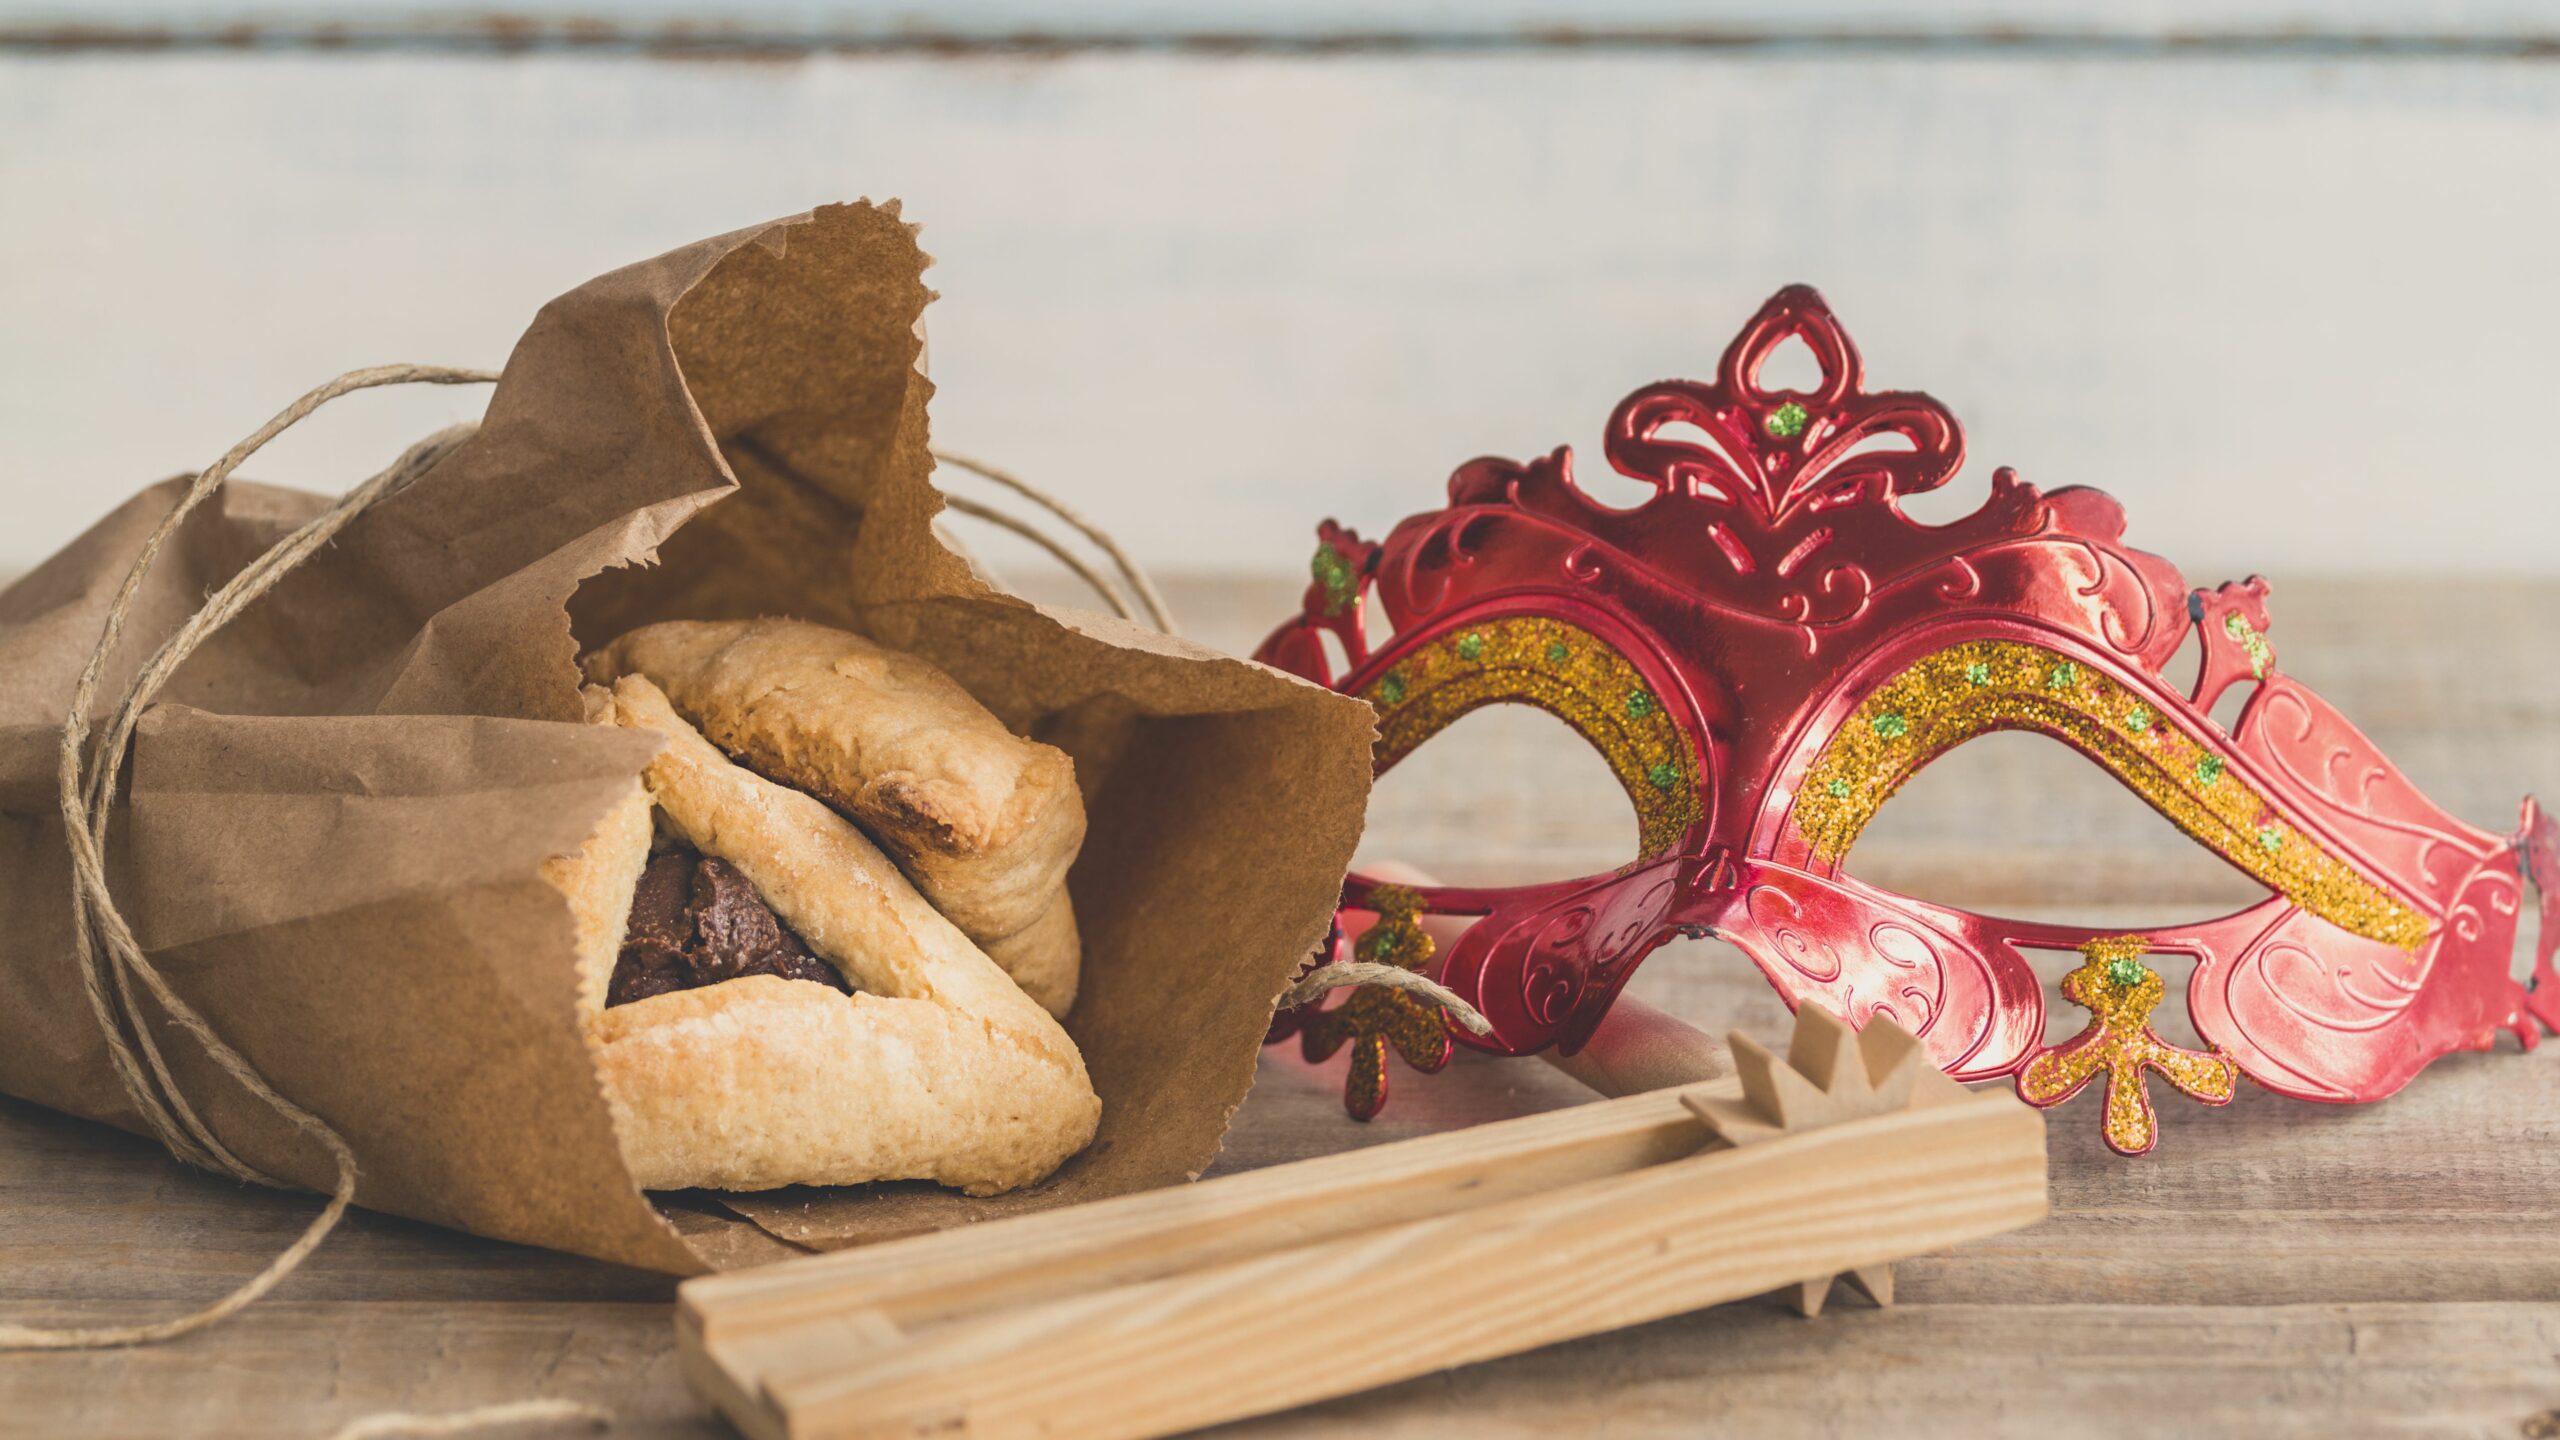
[1258,284,2560,1151]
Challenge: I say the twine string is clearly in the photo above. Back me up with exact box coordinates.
[940,492,1139,622]
[73,420,485,1195]
[5,367,497,1357]
[0,361,1445,1437]
[1275,961,1494,1035]
[934,449,1177,632]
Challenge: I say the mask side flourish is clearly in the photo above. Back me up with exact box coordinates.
[1748,596,2550,1147]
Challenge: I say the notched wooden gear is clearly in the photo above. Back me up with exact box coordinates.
[585,618,1085,1016]
[1685,1006,1969,1316]
[545,675,1100,1197]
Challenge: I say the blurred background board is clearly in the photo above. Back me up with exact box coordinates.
[4,1,2560,586]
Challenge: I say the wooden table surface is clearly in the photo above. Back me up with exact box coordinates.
[6,573,2559,1439]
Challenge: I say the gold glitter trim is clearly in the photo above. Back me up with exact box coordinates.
[1361,615,1703,859]
[2017,936,2239,1155]
[1793,639,2428,950]
[1297,885,1452,1120]
[1358,884,1434,970]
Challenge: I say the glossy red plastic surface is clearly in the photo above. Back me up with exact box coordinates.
[1259,286,2555,1141]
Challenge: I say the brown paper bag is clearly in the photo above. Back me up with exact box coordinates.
[0,202,1374,1272]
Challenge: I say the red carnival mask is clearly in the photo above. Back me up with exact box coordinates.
[1259,285,2558,1154]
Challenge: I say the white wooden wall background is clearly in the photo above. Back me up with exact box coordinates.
[4,2,2559,584]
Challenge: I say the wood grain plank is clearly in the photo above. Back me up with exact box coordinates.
[0,1097,687,1304]
[0,1301,725,1440]
[13,1300,2553,1440]
[1210,1302,2560,1439]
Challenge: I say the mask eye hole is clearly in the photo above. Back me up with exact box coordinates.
[1360,705,1640,887]
[1842,730,2275,930]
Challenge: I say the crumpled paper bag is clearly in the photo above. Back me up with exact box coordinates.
[0,202,1374,1272]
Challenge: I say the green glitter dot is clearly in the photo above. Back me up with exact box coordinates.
[2105,956,2149,989]
[1546,640,1571,664]
[1826,777,1852,799]
[2125,705,2152,733]
[1647,762,1678,792]
[1871,712,1909,740]
[1626,689,1656,719]
[2196,754,2226,787]
[2258,825,2285,854]
[1965,661,1992,686]
[1377,672,1406,705]
[1763,401,1809,440]
[2224,611,2273,679]
[1310,543,1356,617]
[2046,662,2080,689]
[1456,632,1484,661]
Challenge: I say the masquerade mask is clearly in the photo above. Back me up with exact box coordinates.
[1259,285,2558,1153]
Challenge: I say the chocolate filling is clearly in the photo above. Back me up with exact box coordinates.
[606,844,852,1007]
